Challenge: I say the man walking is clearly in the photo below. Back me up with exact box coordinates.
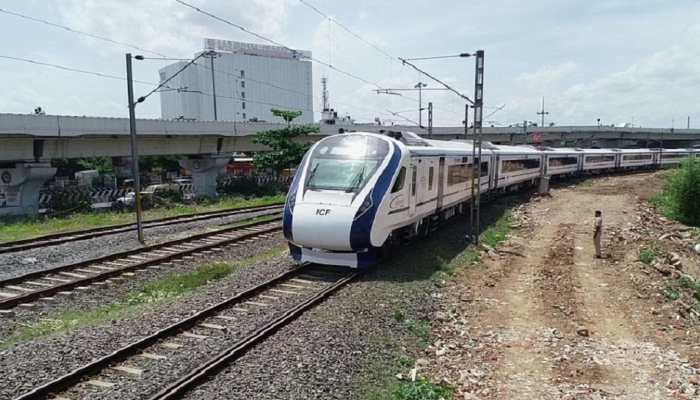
[593,210,603,258]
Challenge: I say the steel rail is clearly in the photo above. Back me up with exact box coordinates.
[13,265,319,400]
[0,203,284,254]
[148,271,357,400]
[0,218,282,309]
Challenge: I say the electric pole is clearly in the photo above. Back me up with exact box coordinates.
[206,50,218,121]
[415,82,427,127]
[125,53,145,244]
[536,96,549,127]
[428,102,433,139]
[470,50,485,245]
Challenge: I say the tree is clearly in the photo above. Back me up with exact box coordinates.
[51,157,113,176]
[271,108,302,127]
[252,109,317,174]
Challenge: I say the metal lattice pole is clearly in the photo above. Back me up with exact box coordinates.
[428,102,433,139]
[471,50,485,244]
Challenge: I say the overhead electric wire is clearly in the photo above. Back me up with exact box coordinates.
[294,1,476,110]
[0,55,157,86]
[3,3,432,122]
[176,0,389,90]
[296,0,477,117]
[399,58,473,104]
[298,0,396,62]
[137,52,210,103]
[0,7,168,58]
[1,6,316,102]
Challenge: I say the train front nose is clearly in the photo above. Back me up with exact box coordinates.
[291,202,355,251]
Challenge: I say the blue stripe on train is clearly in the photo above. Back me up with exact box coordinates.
[283,152,309,241]
[349,141,401,252]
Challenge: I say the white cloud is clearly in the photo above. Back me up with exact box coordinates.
[54,0,292,58]
[516,62,577,91]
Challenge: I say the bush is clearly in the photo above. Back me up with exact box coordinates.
[47,189,92,213]
[217,176,288,197]
[653,158,700,226]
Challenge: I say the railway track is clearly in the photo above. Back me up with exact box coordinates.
[0,203,283,255]
[0,217,283,310]
[14,264,357,400]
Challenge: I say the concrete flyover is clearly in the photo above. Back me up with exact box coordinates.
[1,113,700,216]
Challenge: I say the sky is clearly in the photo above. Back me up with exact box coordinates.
[0,0,699,128]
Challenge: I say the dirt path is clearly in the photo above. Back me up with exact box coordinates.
[425,173,700,399]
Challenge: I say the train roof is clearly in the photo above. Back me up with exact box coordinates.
[616,148,655,153]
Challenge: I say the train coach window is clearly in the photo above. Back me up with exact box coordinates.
[585,155,615,163]
[481,161,489,177]
[428,167,434,190]
[549,157,578,167]
[447,164,472,185]
[623,154,652,161]
[391,167,406,193]
[501,158,540,173]
[662,153,689,159]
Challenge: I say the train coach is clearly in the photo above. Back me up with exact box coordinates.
[283,131,697,268]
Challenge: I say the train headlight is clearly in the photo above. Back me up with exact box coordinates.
[354,191,374,221]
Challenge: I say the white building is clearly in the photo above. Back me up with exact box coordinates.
[159,39,313,123]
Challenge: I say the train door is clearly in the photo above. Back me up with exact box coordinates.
[409,165,418,217]
[489,154,498,190]
[436,157,445,210]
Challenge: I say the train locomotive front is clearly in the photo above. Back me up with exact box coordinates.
[283,133,403,268]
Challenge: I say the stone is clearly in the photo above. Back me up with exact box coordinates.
[576,328,590,337]
[434,311,450,322]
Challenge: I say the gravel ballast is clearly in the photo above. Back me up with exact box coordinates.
[0,208,280,281]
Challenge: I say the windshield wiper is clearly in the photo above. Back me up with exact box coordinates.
[305,163,320,187]
[345,167,366,193]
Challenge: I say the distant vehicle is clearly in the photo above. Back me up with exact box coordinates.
[173,177,192,185]
[141,183,178,195]
[113,191,136,209]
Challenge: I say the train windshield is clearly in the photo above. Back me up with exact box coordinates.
[305,135,390,192]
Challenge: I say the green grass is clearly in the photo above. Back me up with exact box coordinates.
[663,285,681,301]
[0,195,285,243]
[365,377,455,400]
[0,244,288,348]
[359,203,516,400]
[650,158,700,227]
[480,210,512,248]
[404,319,431,346]
[639,248,659,265]
[393,378,454,400]
[2,262,236,347]
[678,275,700,302]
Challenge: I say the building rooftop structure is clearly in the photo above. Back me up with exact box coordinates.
[159,39,314,124]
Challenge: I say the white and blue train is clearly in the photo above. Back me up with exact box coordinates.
[283,131,698,268]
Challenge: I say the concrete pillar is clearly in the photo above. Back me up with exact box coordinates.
[178,156,229,198]
[0,163,56,216]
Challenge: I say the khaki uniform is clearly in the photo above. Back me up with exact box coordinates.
[593,216,603,258]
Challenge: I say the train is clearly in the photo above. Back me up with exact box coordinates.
[282,131,698,268]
